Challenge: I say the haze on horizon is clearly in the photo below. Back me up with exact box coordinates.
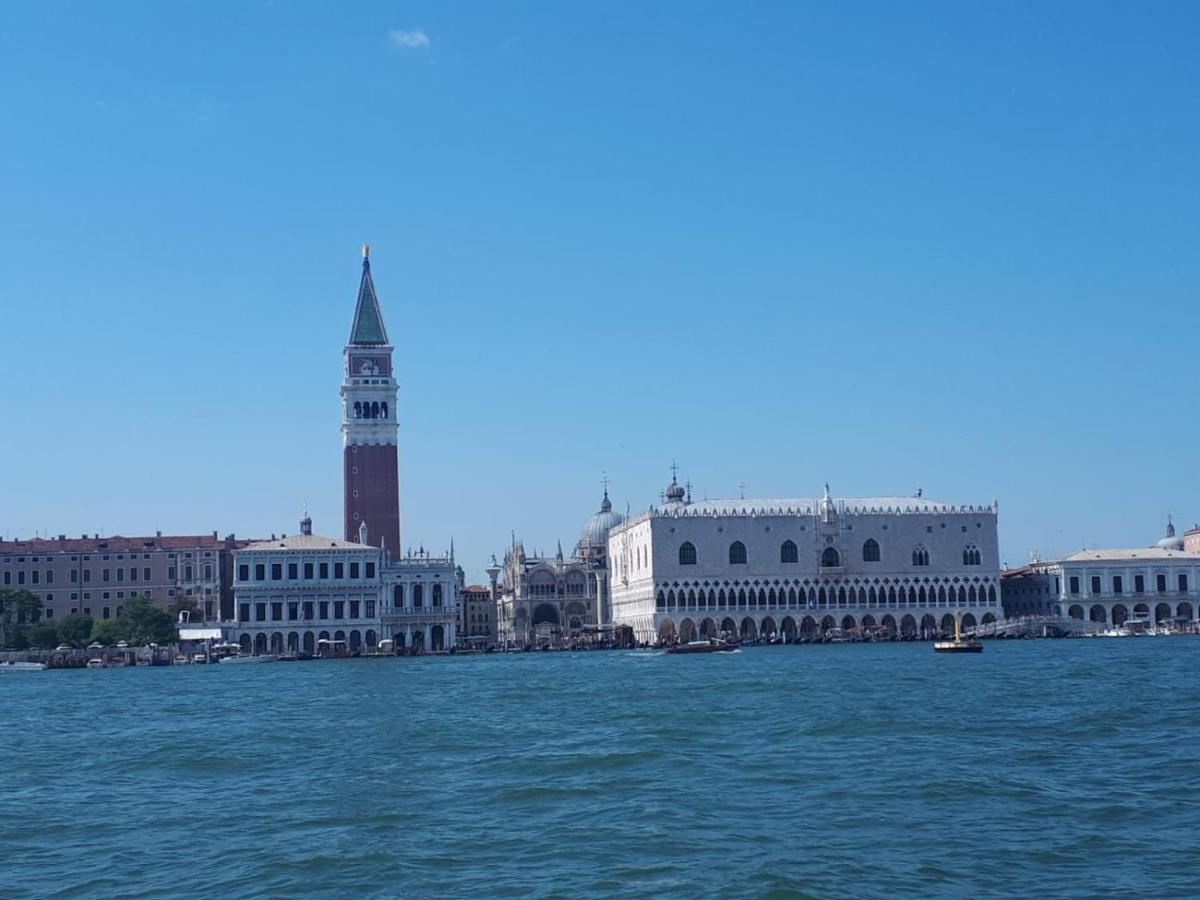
[1,2,1197,580]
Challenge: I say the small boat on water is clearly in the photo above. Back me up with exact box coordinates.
[217,654,279,664]
[86,658,104,669]
[934,618,983,653]
[1,661,48,672]
[667,638,737,655]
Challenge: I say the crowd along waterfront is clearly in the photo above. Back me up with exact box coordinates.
[1,640,1198,899]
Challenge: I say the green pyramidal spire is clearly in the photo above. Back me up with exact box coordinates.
[349,244,390,345]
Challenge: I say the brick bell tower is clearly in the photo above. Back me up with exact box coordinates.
[341,244,401,559]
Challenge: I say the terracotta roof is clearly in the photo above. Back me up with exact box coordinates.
[0,534,245,554]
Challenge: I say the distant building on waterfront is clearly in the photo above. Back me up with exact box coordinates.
[459,584,495,646]
[606,474,1003,644]
[495,488,619,646]
[0,532,242,624]
[232,516,384,655]
[999,563,1059,619]
[1183,523,1200,554]
[1017,521,1200,627]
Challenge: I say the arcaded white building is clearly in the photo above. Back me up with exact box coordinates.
[232,517,385,656]
[607,478,1002,644]
[1029,522,1200,627]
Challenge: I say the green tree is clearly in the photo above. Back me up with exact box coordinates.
[26,621,61,649]
[56,613,95,648]
[91,619,125,646]
[118,596,177,646]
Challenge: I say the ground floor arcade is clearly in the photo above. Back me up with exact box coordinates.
[1061,599,1195,626]
[634,608,997,645]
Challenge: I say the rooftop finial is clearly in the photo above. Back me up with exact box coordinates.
[362,243,371,261]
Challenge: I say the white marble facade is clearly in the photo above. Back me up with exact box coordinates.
[608,480,1002,644]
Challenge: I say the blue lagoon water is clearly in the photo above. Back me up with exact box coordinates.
[2,641,1198,898]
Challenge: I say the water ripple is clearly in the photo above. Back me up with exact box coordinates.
[2,641,1199,898]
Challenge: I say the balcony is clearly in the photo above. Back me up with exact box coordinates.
[819,566,846,577]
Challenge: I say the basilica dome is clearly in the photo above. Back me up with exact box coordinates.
[580,491,623,551]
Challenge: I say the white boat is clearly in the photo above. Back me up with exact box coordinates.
[1,661,48,672]
[86,658,104,669]
[217,654,279,664]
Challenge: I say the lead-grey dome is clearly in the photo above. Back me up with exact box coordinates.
[580,491,623,550]
[1156,518,1184,551]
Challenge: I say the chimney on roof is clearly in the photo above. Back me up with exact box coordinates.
[58,534,65,541]
[156,530,162,538]
[212,530,217,539]
[81,534,87,539]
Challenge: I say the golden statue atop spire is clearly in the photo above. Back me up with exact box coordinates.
[362,243,371,260]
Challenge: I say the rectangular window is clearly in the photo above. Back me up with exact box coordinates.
[271,602,283,621]
[365,562,375,579]
[1157,574,1167,592]
[184,565,193,580]
[288,603,299,621]
[1112,576,1123,594]
[31,571,39,585]
[239,564,249,582]
[1135,574,1145,593]
[349,600,360,619]
[168,566,176,580]
[2,572,8,585]
[334,563,344,579]
[288,563,298,580]
[102,568,110,582]
[46,609,56,620]
[365,600,375,618]
[128,567,137,582]
[304,562,314,579]
[304,601,314,620]
[319,562,329,579]
[70,570,77,583]
[1090,576,1101,594]
[1179,574,1189,592]
[271,563,282,581]
[143,567,151,581]
[350,562,360,579]
[103,607,111,620]
[18,572,25,585]
[45,570,53,584]
[240,603,251,622]
[255,564,266,581]
[116,568,124,582]
[255,603,267,622]
[1069,576,1079,594]
[83,569,91,583]
[319,601,329,620]
[204,564,212,580]
[334,600,345,619]
[204,601,213,619]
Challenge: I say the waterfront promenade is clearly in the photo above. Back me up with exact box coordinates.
[1,641,1196,899]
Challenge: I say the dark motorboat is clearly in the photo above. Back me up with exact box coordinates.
[666,639,738,655]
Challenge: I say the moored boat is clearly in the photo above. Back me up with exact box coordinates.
[217,654,279,664]
[0,661,48,672]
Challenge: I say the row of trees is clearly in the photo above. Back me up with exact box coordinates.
[0,588,181,650]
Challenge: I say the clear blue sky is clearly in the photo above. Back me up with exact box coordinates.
[2,2,1197,579]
